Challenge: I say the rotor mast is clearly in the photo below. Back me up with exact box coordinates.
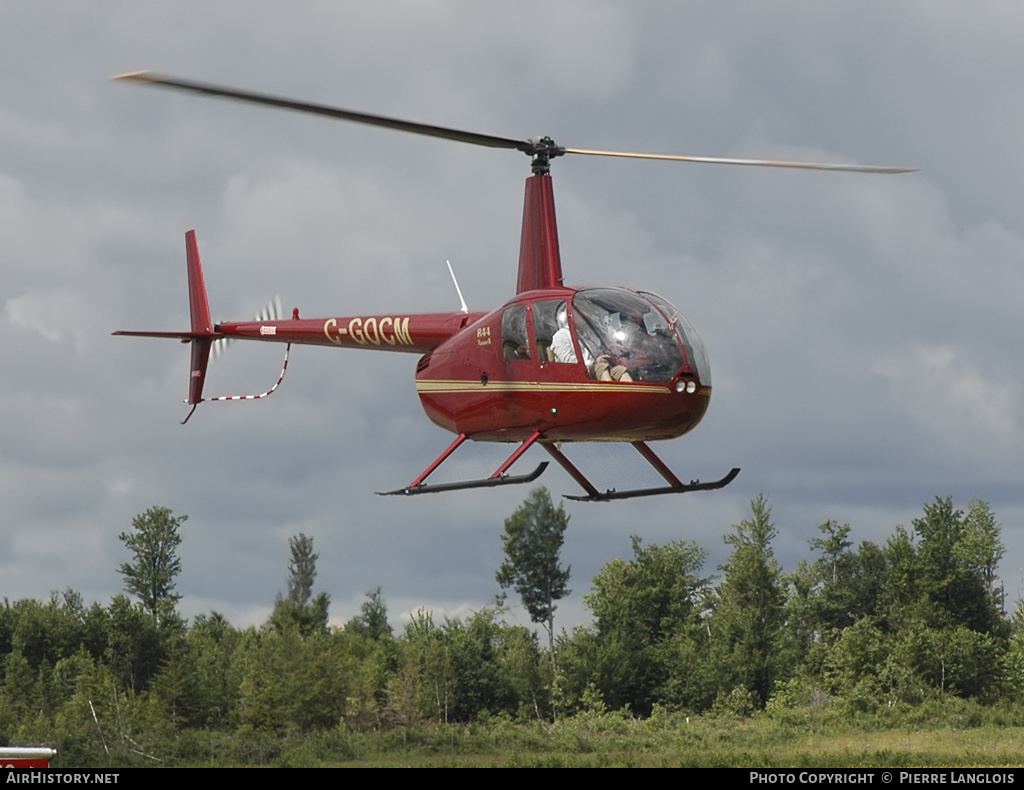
[515,137,567,293]
[517,171,564,293]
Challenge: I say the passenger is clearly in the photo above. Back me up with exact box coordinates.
[551,309,579,364]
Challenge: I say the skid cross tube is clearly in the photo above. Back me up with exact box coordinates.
[631,441,684,487]
[409,433,468,489]
[379,430,548,496]
[541,443,600,498]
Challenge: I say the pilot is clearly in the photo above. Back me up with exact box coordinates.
[594,355,633,382]
[558,309,634,381]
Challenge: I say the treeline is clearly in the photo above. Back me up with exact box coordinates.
[1,493,1023,766]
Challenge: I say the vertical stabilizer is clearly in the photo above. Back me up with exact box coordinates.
[184,230,214,406]
[186,230,213,334]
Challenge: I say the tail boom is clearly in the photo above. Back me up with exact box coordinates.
[115,231,479,419]
[215,311,480,355]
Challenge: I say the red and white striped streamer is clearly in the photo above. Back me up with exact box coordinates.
[208,343,291,402]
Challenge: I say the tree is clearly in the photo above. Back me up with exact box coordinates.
[584,536,713,713]
[807,521,858,640]
[960,499,1005,613]
[903,497,1006,637]
[496,488,571,668]
[270,533,330,636]
[118,506,185,628]
[105,593,163,693]
[712,494,786,708]
[346,587,393,640]
[791,522,882,673]
[286,533,318,606]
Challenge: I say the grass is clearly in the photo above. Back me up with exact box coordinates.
[198,710,1024,767]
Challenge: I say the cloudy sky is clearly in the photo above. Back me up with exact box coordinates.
[3,2,1023,632]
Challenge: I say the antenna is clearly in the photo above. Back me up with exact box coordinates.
[446,260,469,314]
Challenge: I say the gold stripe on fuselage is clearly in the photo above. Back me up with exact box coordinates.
[415,380,674,394]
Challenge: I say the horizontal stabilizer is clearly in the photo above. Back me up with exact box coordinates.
[114,230,219,413]
[113,330,222,340]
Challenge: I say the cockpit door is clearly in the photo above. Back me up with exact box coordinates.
[533,299,579,365]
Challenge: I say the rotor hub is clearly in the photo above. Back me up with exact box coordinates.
[522,136,566,175]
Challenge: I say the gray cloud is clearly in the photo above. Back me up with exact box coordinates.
[2,2,1022,632]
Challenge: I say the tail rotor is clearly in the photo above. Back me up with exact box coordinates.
[212,295,282,359]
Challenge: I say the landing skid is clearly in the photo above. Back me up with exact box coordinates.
[379,432,738,501]
[378,430,548,496]
[379,462,548,496]
[544,441,739,502]
[563,467,740,502]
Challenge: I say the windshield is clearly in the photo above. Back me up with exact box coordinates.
[640,291,711,386]
[571,289,692,383]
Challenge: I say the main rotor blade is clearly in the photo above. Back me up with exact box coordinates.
[564,147,915,174]
[115,72,914,174]
[114,71,530,153]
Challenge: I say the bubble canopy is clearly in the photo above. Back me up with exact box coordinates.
[569,288,710,385]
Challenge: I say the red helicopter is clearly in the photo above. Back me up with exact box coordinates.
[114,72,912,501]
